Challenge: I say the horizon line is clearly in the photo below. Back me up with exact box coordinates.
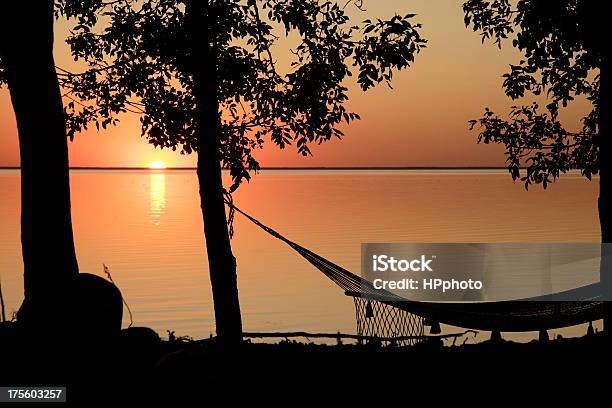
[0,166,510,171]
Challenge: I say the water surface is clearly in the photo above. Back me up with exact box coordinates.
[0,169,601,341]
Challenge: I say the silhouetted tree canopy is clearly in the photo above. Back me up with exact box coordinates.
[53,0,426,340]
[463,0,603,188]
[56,0,425,191]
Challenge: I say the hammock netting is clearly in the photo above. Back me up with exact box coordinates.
[228,201,604,336]
[353,297,425,345]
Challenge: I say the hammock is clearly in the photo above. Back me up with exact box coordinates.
[228,202,604,333]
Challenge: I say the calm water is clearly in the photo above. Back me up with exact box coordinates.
[0,169,602,342]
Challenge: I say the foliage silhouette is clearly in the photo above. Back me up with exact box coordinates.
[463,0,603,189]
[56,0,426,342]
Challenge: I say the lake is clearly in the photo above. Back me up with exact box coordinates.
[0,169,602,342]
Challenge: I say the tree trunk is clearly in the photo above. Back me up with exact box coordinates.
[599,54,611,334]
[0,1,79,327]
[186,1,243,343]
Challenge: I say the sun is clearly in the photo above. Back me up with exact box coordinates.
[148,161,167,170]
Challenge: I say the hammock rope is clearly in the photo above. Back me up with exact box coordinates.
[226,200,604,332]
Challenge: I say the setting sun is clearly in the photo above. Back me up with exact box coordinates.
[148,161,167,170]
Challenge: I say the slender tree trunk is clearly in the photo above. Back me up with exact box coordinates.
[599,56,611,334]
[0,1,79,327]
[186,1,243,343]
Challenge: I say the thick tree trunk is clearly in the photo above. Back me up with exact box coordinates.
[599,56,611,334]
[186,1,243,343]
[0,1,79,327]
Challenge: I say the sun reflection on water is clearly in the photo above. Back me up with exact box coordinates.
[150,171,166,225]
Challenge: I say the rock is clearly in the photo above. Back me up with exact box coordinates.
[119,327,162,369]
[120,326,161,347]
[74,273,123,339]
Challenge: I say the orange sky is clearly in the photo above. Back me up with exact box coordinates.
[0,0,593,168]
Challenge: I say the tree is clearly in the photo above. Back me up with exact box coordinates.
[0,1,79,329]
[463,0,610,330]
[57,0,426,342]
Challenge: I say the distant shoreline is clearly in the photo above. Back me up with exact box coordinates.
[0,166,510,171]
